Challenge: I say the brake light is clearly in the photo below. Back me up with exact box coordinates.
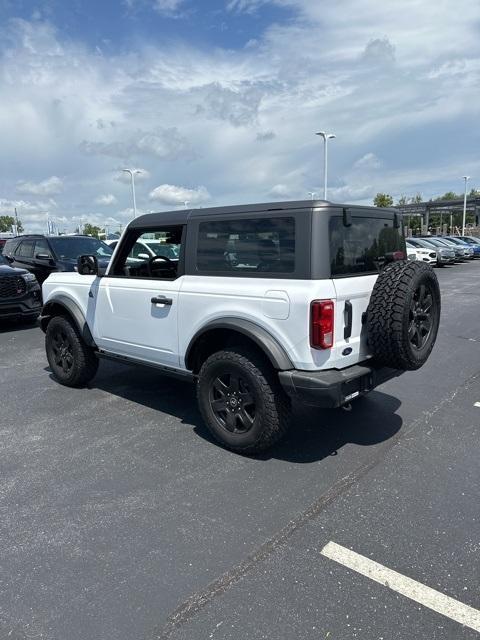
[310,300,334,349]
[392,250,405,260]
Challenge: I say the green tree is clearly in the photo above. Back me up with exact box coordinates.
[374,193,393,207]
[0,215,23,233]
[397,194,408,205]
[82,223,102,238]
[435,191,458,201]
[410,192,423,204]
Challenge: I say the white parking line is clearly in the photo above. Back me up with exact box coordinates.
[321,541,480,633]
[474,402,480,408]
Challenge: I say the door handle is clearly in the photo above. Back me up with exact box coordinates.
[151,295,173,306]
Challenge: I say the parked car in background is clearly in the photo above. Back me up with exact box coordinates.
[444,236,480,258]
[405,240,436,265]
[438,237,474,260]
[3,235,113,284]
[407,238,455,266]
[420,237,466,262]
[405,245,417,261]
[106,238,180,262]
[0,252,41,323]
[458,235,480,248]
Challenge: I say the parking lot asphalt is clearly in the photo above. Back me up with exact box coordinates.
[0,261,479,640]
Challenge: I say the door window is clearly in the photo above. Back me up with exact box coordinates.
[113,227,183,280]
[15,240,35,258]
[34,239,52,258]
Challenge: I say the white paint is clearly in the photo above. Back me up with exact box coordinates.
[321,541,480,633]
[474,402,480,408]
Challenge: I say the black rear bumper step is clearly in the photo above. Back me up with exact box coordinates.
[278,363,403,408]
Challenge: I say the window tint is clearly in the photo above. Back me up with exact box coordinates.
[330,216,405,276]
[16,240,35,258]
[197,217,295,274]
[114,227,183,279]
[34,239,52,257]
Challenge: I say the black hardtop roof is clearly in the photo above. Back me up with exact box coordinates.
[131,199,395,229]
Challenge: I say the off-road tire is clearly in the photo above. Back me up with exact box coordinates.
[46,315,99,387]
[367,260,441,371]
[197,347,291,454]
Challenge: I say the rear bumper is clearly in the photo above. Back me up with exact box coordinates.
[278,362,403,408]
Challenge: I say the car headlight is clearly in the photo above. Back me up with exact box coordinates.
[22,272,37,283]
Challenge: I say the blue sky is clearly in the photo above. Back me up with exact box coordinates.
[1,0,480,232]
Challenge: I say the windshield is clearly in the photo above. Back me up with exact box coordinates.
[0,254,7,265]
[49,237,113,261]
[146,242,180,259]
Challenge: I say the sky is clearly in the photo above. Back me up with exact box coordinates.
[0,0,480,233]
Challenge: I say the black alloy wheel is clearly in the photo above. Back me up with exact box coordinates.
[408,283,434,350]
[50,328,75,375]
[45,315,99,387]
[209,371,256,434]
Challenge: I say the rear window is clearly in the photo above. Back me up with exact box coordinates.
[330,216,405,277]
[196,217,295,274]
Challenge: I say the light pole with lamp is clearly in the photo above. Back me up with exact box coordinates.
[122,168,141,218]
[316,131,336,200]
[308,191,316,200]
[462,175,470,236]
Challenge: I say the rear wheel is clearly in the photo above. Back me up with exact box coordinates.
[197,347,291,454]
[46,315,99,387]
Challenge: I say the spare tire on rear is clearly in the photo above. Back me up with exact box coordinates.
[367,261,441,371]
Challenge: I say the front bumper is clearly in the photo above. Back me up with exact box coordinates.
[0,289,42,319]
[278,362,403,408]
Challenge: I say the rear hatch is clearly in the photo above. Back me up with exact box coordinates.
[327,210,405,369]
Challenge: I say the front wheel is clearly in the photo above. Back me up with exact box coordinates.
[197,347,291,454]
[45,315,99,387]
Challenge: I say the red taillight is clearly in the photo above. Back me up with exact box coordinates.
[310,300,334,349]
[392,250,405,260]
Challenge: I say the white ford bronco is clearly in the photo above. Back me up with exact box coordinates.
[41,200,441,453]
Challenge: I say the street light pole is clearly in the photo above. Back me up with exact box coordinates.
[316,131,336,200]
[462,175,470,236]
[308,191,316,200]
[122,169,141,218]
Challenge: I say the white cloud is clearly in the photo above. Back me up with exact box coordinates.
[353,153,382,170]
[153,0,186,15]
[16,176,63,196]
[80,127,192,160]
[149,184,211,206]
[95,194,117,205]
[269,184,291,198]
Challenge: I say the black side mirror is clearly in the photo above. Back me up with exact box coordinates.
[77,255,99,275]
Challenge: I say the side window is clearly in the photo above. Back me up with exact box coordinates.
[113,226,183,279]
[329,216,405,276]
[196,217,295,274]
[15,240,35,258]
[34,239,52,257]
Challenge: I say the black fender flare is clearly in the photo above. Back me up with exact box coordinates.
[40,295,96,348]
[185,318,294,371]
